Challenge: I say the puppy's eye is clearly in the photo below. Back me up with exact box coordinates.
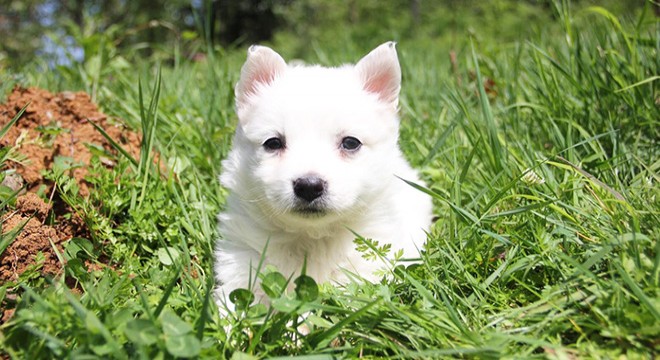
[263,137,285,151]
[340,136,362,151]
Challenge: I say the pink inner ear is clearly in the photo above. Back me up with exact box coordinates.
[362,70,398,105]
[251,71,276,90]
[242,67,278,99]
[364,72,394,100]
[355,42,401,106]
[237,47,287,109]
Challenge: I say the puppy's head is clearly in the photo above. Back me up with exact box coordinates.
[225,42,403,227]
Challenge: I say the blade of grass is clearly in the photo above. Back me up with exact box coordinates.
[88,119,139,166]
[308,298,382,349]
[0,217,30,256]
[154,266,182,318]
[470,41,504,173]
[0,103,28,140]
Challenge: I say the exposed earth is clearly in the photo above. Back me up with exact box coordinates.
[0,87,141,314]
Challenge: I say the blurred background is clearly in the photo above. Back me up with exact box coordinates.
[0,0,647,69]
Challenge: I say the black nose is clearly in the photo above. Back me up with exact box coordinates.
[293,176,326,202]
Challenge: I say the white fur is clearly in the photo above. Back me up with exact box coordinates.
[215,42,433,310]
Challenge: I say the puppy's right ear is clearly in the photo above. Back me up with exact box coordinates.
[355,41,401,109]
[235,45,287,111]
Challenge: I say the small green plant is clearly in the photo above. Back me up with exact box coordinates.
[35,121,69,147]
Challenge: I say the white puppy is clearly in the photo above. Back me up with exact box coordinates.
[215,42,432,309]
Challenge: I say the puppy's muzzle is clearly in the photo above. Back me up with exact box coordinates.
[293,176,326,203]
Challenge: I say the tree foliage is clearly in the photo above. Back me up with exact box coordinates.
[0,0,646,68]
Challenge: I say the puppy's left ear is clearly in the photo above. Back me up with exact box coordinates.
[235,45,287,112]
[355,41,401,109]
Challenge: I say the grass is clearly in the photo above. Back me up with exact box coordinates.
[1,2,658,359]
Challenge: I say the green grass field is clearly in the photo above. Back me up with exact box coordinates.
[1,2,658,359]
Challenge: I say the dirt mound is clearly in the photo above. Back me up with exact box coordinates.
[0,86,141,286]
[1,193,85,281]
[1,86,140,194]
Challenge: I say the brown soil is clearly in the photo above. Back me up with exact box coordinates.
[1,193,85,281]
[0,86,141,287]
[1,86,141,194]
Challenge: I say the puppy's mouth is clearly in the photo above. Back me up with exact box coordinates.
[292,204,327,217]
